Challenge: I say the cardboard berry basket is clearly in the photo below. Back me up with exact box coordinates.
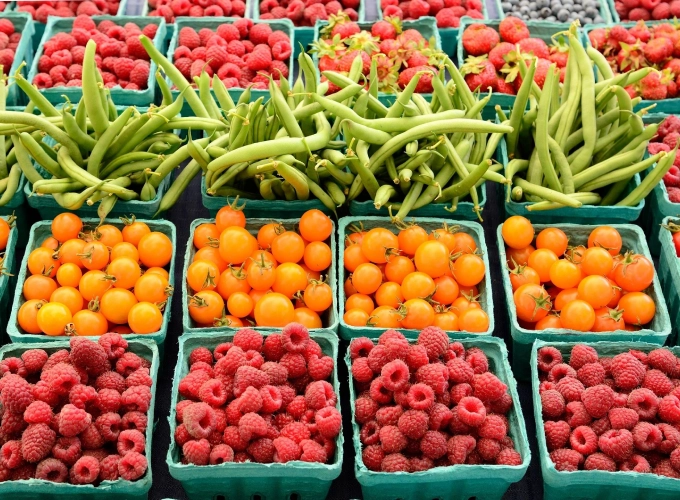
[26,16,167,107]
[337,215,494,340]
[492,0,612,24]
[0,336,159,500]
[531,339,680,500]
[311,16,442,107]
[0,214,18,344]
[181,217,339,335]
[498,223,672,381]
[166,328,343,500]
[658,216,680,346]
[0,12,35,106]
[497,137,647,225]
[6,218,177,356]
[347,335,531,500]
[165,17,294,114]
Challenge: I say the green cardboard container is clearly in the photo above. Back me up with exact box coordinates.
[167,329,343,500]
[498,223,672,380]
[182,217,338,335]
[6,218,176,355]
[337,216,494,340]
[0,12,34,106]
[0,336,159,499]
[311,17,441,105]
[497,137,646,224]
[494,0,612,23]
[658,215,680,346]
[136,0,255,19]
[0,106,30,245]
[26,16,167,106]
[531,339,680,500]
[200,176,334,218]
[0,215,18,345]
[349,335,530,500]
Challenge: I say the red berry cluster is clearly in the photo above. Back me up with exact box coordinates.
[647,115,680,202]
[614,0,680,21]
[17,0,120,23]
[174,324,341,466]
[461,18,568,96]
[149,0,245,24]
[589,22,680,101]
[32,15,156,91]
[538,344,680,476]
[0,335,152,484]
[172,21,291,91]
[0,19,20,77]
[380,0,483,28]
[351,328,522,473]
[0,4,6,13]
[259,0,360,26]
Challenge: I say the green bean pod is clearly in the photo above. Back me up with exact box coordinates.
[513,177,582,208]
[18,132,64,178]
[11,135,44,185]
[528,192,601,211]
[57,148,138,200]
[325,180,346,207]
[88,107,135,177]
[616,146,677,206]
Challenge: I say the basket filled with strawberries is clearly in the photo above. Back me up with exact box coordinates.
[609,0,680,22]
[532,340,680,500]
[0,12,35,106]
[166,326,343,500]
[26,15,166,106]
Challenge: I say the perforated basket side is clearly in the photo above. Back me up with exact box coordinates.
[659,215,680,346]
[0,215,18,344]
[0,12,34,106]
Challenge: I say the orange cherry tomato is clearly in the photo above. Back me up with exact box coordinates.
[401,299,435,329]
[453,254,486,287]
[110,325,133,335]
[79,270,114,301]
[94,224,123,248]
[303,281,333,312]
[247,256,277,291]
[535,228,568,257]
[110,242,139,262]
[187,260,220,292]
[578,275,613,309]
[59,239,87,268]
[194,246,228,273]
[509,265,540,291]
[219,227,257,265]
[619,292,656,326]
[216,266,251,300]
[369,306,402,328]
[304,241,332,272]
[592,307,625,332]
[502,216,534,249]
[122,219,151,247]
[458,308,490,333]
[549,259,582,289]
[193,223,219,250]
[344,244,369,273]
[272,263,308,298]
[18,299,45,334]
[227,291,254,318]
[271,231,305,264]
[134,272,171,304]
[345,294,374,315]
[361,228,399,264]
[352,263,383,295]
[344,308,369,327]
[23,274,58,301]
[588,226,622,256]
[429,227,457,252]
[374,282,404,309]
[527,249,558,283]
[535,315,562,330]
[414,240,450,279]
[613,253,655,293]
[293,307,322,328]
[28,247,60,277]
[344,277,357,298]
[401,271,436,300]
[385,256,415,285]
[299,209,332,242]
[607,278,622,308]
[79,241,110,271]
[56,263,82,288]
[513,283,551,322]
[138,232,173,268]
[51,213,83,243]
[432,276,459,305]
[249,288,271,305]
[560,300,596,331]
[506,245,535,267]
[580,247,614,277]
[0,218,10,251]
[452,232,478,255]
[433,311,459,331]
[41,236,60,251]
[127,302,163,334]
[451,296,481,315]
[107,257,142,290]
[50,286,84,315]
[37,302,72,336]
[100,288,138,325]
[398,225,429,256]
[567,245,587,264]
[146,267,170,280]
[254,292,295,327]
[215,202,246,233]
[188,290,225,325]
[257,222,286,249]
[554,288,580,311]
[71,309,108,336]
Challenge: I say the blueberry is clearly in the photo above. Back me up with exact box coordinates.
[584,16,594,23]
[546,14,557,20]
[529,2,536,9]
[557,8,570,20]
[593,14,604,22]
[520,5,531,14]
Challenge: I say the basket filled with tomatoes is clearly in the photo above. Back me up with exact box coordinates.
[339,216,493,341]
[182,207,337,334]
[499,216,671,381]
[657,216,680,345]
[7,213,177,352]
[0,214,17,341]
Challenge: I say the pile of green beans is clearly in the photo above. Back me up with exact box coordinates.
[506,23,677,211]
[141,34,512,219]
[0,39,226,220]
[0,74,23,207]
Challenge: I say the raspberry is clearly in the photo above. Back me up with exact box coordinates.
[397,409,429,440]
[35,457,68,482]
[457,396,486,427]
[99,333,127,361]
[611,353,646,390]
[354,396,378,424]
[407,383,434,410]
[352,358,374,383]
[599,429,634,461]
[1,440,22,469]
[362,443,384,471]
[477,437,502,461]
[643,369,673,396]
[121,386,151,413]
[279,353,306,379]
[79,423,104,450]
[380,359,409,391]
[655,459,680,478]
[565,401,592,428]
[21,423,56,463]
[117,429,145,456]
[379,425,407,453]
[631,421,662,452]
[609,407,639,430]
[628,388,659,420]
[541,390,566,419]
[447,434,476,464]
[307,355,333,381]
[305,380,335,410]
[246,46,272,72]
[179,27,201,49]
[272,436,300,463]
[582,384,614,419]
[544,420,570,451]
[126,367,152,388]
[95,388,121,413]
[21,350,48,374]
[280,422,310,443]
[258,385,282,414]
[569,344,599,370]
[648,349,678,375]
[231,328,263,353]
[249,23,273,45]
[116,352,143,376]
[298,439,326,463]
[478,414,507,440]
[70,456,100,484]
[0,358,26,377]
[207,443,234,465]
[474,372,507,402]
[537,346,563,373]
[549,363,577,383]
[402,345,428,372]
[555,377,585,402]
[96,412,121,442]
[52,437,81,466]
[657,423,680,454]
[69,384,97,409]
[577,363,606,387]
[183,439,211,465]
[1,410,26,435]
[429,403,452,431]
[420,430,447,459]
[367,345,390,373]
[58,404,91,437]
[23,401,52,425]
[350,337,374,359]
[621,454,652,473]
[549,448,583,471]
[376,405,403,427]
[490,393,514,414]
[99,454,120,481]
[497,447,522,465]
[197,379,227,407]
[450,383,473,403]
[215,347,247,378]
[569,425,598,455]
[239,412,267,442]
[316,406,341,438]
[183,402,216,439]
[659,395,680,423]
[416,364,448,394]
[129,62,149,88]
[584,452,616,471]
[1,374,33,413]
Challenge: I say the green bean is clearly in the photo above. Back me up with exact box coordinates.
[82,41,109,137]
[564,109,620,152]
[87,177,130,205]
[97,192,118,222]
[325,180,346,206]
[387,70,428,118]
[579,151,665,191]
[317,159,354,186]
[62,106,97,152]
[272,161,309,200]
[258,178,278,200]
[140,172,157,202]
[528,192,601,211]
[160,118,227,132]
[431,72,453,111]
[374,184,397,209]
[156,160,201,215]
[495,106,508,123]
[587,46,615,80]
[212,75,235,113]
[440,159,491,200]
[134,133,182,153]
[513,177,582,208]
[107,93,118,121]
[18,132,64,178]
[483,129,506,162]
[156,71,173,106]
[571,143,646,189]
[0,164,19,206]
[32,178,84,195]
[11,135,43,185]
[103,159,162,180]
[52,181,106,211]
[547,136,574,194]
[57,148,138,200]
[13,69,59,118]
[151,137,210,188]
[535,65,562,192]
[88,107,134,177]
[617,146,677,206]
[119,97,184,156]
[105,114,150,162]
[207,162,249,194]
[187,134,211,172]
[321,71,389,117]
[517,57,543,100]
[600,178,630,206]
[555,50,582,150]
[198,72,220,120]
[393,182,424,221]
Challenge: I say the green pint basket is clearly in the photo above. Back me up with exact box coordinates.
[499,223,672,380]
[337,216,494,340]
[0,215,18,345]
[0,12,34,106]
[658,216,680,345]
[6,218,176,355]
[167,329,343,500]
[0,337,159,500]
[532,339,680,500]
[349,336,530,500]
[182,217,338,335]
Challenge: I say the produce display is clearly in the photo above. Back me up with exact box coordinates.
[537,343,680,476]
[343,221,489,333]
[313,14,445,93]
[173,325,341,465]
[350,329,523,472]
[588,21,680,101]
[149,0,246,23]
[0,19,21,77]
[17,213,173,336]
[171,21,292,90]
[379,0,484,28]
[33,16,159,91]
[612,0,680,21]
[259,0,360,25]
[461,18,570,94]
[187,208,334,329]
[502,217,658,331]
[0,335,153,484]
[505,24,676,210]
[17,0,121,21]
[498,0,605,23]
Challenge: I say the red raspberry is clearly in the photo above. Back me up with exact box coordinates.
[280,323,308,353]
[582,384,614,419]
[183,402,215,439]
[406,383,434,410]
[179,27,201,49]
[420,430,447,459]
[632,421,662,452]
[608,407,639,430]
[584,452,616,471]
[577,363,606,387]
[279,353,306,379]
[549,363,577,383]
[126,368,152,389]
[458,396,486,427]
[648,349,678,375]
[446,358,473,384]
[379,425,407,453]
[307,355,333,381]
[52,437,81,466]
[611,353,646,390]
[215,347,247,378]
[658,423,680,454]
[429,402,452,431]
[98,333,127,361]
[98,454,120,481]
[367,345,390,373]
[233,328,264,352]
[117,429,145,456]
[95,412,121,442]
[555,377,585,402]
[94,388,120,413]
[249,23,273,45]
[376,405,403,427]
[565,401,592,428]
[450,383,473,404]
[627,388,659,420]
[396,409,428,439]
[643,369,673,396]
[354,396,377,425]
[21,350,48,375]
[474,372,507,402]
[447,434,476,464]
[261,362,287,386]
[550,448,583,471]
[1,440,22,469]
[116,352,143,376]
[70,456,100,484]
[316,406,341,438]
[305,380,336,410]
[279,422,310,444]
[541,390,565,419]
[129,61,149,88]
[1,375,33,414]
[621,454,652,473]
[659,394,680,423]
[238,412,267,442]
[0,358,26,377]
[35,457,68,482]
[416,364,448,394]
[351,358,373,383]
[244,437,272,463]
[208,443,234,465]
[655,459,680,478]
[350,337,374,359]
[80,423,105,450]
[477,437,502,461]
[380,359,409,391]
[361,444,384,471]
[237,386,262,414]
[21,423,56,463]
[599,429,634,461]
[217,24,240,43]
[23,401,52,425]
[496,447,522,465]
[183,439,210,465]
[298,439,326,463]
[570,344,599,370]
[272,436,300,462]
[258,385,282,414]
[478,414,507,440]
[68,384,96,409]
[417,326,448,360]
[544,420,570,451]
[537,346,563,373]
[490,393,513,414]
[57,404,91,438]
[401,345,428,372]
[569,425,598,455]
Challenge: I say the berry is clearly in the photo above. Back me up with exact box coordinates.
[315,406,341,438]
[537,347,563,373]
[582,385,615,418]
[609,407,639,430]
[612,353,646,390]
[550,448,583,471]
[117,429,145,456]
[22,424,56,463]
[599,429,634,461]
[457,396,486,427]
[35,457,68,483]
[272,436,300,462]
[570,345,599,370]
[499,16,530,44]
[584,452,616,471]
[70,456,100,484]
[183,403,216,439]
[462,24,500,56]
[1,374,33,413]
[183,439,211,465]
[569,426,598,455]
[541,390,566,419]
[544,420,570,451]
[58,404,91,438]
[99,455,120,481]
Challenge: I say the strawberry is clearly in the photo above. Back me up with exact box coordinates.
[347,31,380,54]
[499,46,532,84]
[495,76,516,95]
[461,55,497,92]
[406,52,430,68]
[645,37,674,64]
[371,17,402,40]
[462,24,500,56]
[330,17,361,40]
[380,39,400,58]
[629,20,652,42]
[532,58,552,89]
[498,16,529,44]
[640,71,668,99]
[337,49,371,74]
[489,42,514,71]
[375,53,398,90]
[398,65,436,93]
[518,38,549,59]
[610,25,636,44]
[588,29,608,51]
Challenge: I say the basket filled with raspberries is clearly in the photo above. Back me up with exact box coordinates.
[457,17,575,108]
[498,218,672,381]
[0,335,159,498]
[311,15,446,102]
[166,18,294,103]
[0,13,35,106]
[167,326,343,499]
[147,0,247,23]
[26,15,166,106]
[347,330,529,499]
[533,341,680,500]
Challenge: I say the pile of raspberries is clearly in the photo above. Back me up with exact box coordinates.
[380,0,484,28]
[17,0,120,23]
[259,0,360,25]
[0,335,152,484]
[538,344,680,476]
[0,19,20,77]
[32,15,157,91]
[172,20,291,90]
[174,324,341,465]
[149,0,245,24]
[647,115,680,203]
[350,328,523,473]
[614,0,680,21]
